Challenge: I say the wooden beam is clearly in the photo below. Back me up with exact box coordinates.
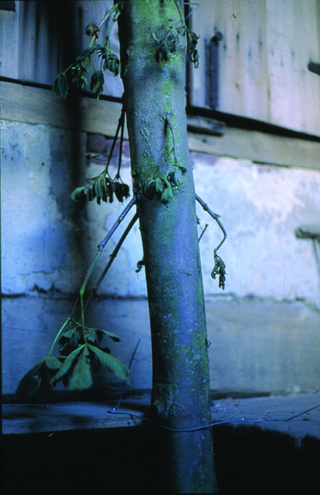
[1,80,320,170]
[0,80,125,137]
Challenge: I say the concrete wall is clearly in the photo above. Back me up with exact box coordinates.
[1,1,320,397]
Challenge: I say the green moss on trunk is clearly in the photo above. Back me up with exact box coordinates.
[118,1,218,492]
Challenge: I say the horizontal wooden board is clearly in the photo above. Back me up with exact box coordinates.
[1,80,319,170]
[0,80,126,137]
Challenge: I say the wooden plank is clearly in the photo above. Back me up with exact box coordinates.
[189,0,269,121]
[188,128,320,170]
[0,80,126,137]
[189,0,320,136]
[0,4,19,79]
[266,0,320,135]
[1,80,319,170]
[186,115,226,136]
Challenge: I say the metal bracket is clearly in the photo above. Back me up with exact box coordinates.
[205,31,223,109]
[308,61,320,76]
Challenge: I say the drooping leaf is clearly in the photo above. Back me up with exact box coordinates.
[88,344,131,381]
[16,359,45,400]
[85,24,99,38]
[90,70,104,99]
[59,327,81,345]
[69,347,93,391]
[103,53,120,76]
[52,72,69,98]
[114,182,130,202]
[87,327,121,342]
[50,345,85,385]
[45,356,62,370]
[58,327,83,356]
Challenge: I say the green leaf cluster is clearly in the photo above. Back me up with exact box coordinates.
[153,23,200,68]
[54,324,130,390]
[71,177,130,209]
[52,35,120,100]
[143,173,178,204]
[155,35,178,63]
[16,322,131,403]
[102,52,120,76]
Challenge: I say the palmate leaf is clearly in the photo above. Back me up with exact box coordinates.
[16,359,46,400]
[69,346,92,391]
[45,356,62,370]
[86,327,121,342]
[88,344,131,381]
[50,345,85,385]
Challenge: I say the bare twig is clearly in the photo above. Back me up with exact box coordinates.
[98,197,136,251]
[196,194,227,252]
[115,107,126,179]
[198,223,209,243]
[79,197,137,327]
[98,3,120,30]
[103,104,125,177]
[85,211,139,312]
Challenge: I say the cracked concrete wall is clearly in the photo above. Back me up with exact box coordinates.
[2,119,320,396]
[193,153,320,301]
[2,125,320,302]
[1,1,320,396]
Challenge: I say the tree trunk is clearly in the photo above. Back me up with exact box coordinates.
[118,1,219,492]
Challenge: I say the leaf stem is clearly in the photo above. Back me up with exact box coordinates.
[98,3,120,30]
[47,317,71,356]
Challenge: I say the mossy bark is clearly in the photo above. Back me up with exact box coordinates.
[118,1,218,492]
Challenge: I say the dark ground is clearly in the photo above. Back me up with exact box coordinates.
[2,392,320,494]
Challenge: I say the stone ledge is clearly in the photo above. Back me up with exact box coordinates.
[3,393,320,441]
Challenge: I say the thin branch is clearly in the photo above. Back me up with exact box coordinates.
[98,3,120,30]
[85,211,139,312]
[99,197,136,251]
[103,104,125,177]
[115,108,126,179]
[196,194,227,252]
[184,3,200,21]
[198,223,208,243]
[78,196,136,328]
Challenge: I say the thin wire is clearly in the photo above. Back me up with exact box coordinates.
[107,402,320,433]
[110,339,141,412]
[284,404,320,421]
[106,322,320,432]
[183,3,200,21]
